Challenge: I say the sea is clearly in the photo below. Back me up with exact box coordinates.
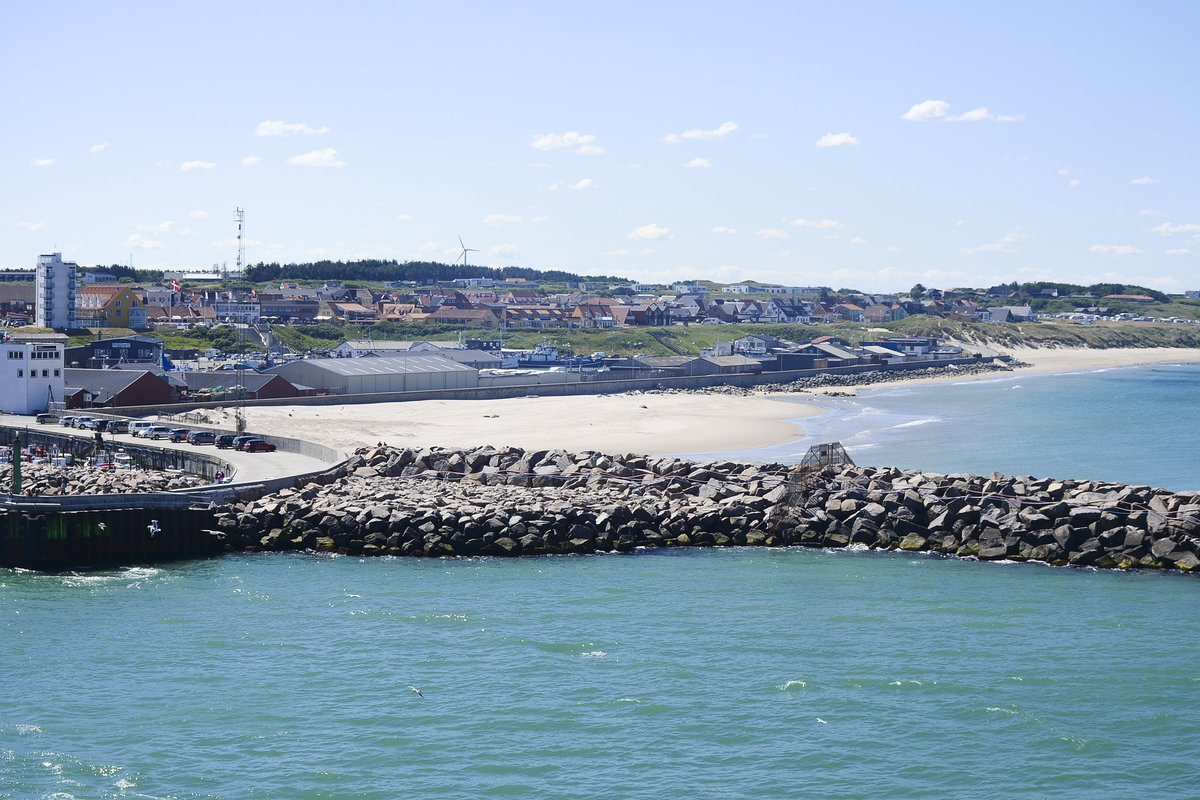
[3,363,1198,800]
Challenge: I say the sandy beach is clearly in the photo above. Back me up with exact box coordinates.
[241,345,1200,460]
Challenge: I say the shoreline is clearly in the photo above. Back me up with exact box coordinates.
[240,346,1200,459]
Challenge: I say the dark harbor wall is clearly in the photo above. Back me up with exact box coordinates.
[210,445,1200,573]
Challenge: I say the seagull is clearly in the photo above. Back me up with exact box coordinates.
[816,718,827,724]
[97,522,106,531]
[147,520,160,537]
[408,686,424,698]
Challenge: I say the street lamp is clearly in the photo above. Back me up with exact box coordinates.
[628,341,642,379]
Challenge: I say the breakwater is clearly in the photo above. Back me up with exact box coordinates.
[209,445,1200,572]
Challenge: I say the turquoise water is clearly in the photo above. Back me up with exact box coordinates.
[3,551,1198,799]
[718,362,1200,492]
[4,363,1200,799]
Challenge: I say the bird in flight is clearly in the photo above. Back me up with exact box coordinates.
[408,686,424,698]
[147,520,160,537]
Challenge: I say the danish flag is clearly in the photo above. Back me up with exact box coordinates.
[169,279,180,291]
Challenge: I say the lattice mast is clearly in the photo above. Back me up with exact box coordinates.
[235,207,246,274]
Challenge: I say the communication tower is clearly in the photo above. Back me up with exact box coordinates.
[235,207,246,274]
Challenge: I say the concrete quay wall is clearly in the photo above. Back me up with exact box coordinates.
[115,356,990,415]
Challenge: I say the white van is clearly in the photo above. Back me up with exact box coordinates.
[126,421,155,436]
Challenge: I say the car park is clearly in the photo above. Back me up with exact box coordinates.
[241,439,277,452]
[214,434,237,449]
[168,428,192,443]
[188,431,216,445]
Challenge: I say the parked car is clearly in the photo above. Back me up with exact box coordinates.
[73,417,95,429]
[107,420,131,435]
[92,420,113,433]
[214,433,237,449]
[59,416,77,427]
[168,428,192,443]
[127,421,154,436]
[241,439,277,453]
[231,435,256,451]
[188,431,217,445]
[140,426,173,439]
[36,413,59,425]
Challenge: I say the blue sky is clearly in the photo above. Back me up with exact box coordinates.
[5,1,1199,292]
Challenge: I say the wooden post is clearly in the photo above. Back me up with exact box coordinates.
[11,435,20,495]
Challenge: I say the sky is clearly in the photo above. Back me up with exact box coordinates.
[4,1,1200,293]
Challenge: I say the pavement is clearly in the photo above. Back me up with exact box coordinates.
[9,417,340,486]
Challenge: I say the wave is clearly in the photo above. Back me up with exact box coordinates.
[890,417,942,429]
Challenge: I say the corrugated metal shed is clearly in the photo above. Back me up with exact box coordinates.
[266,355,478,394]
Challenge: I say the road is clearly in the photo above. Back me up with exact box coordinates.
[11,418,339,485]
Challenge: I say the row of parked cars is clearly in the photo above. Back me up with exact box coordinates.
[40,415,277,453]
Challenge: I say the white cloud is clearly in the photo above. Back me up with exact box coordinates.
[528,162,550,168]
[1139,208,1169,217]
[396,214,413,221]
[756,228,789,240]
[180,160,216,171]
[850,236,866,244]
[31,157,55,167]
[685,157,712,168]
[416,241,441,254]
[1130,176,1159,184]
[1068,179,1081,188]
[125,233,163,249]
[570,178,596,190]
[902,100,950,121]
[287,148,346,167]
[308,247,330,257]
[902,100,1020,122]
[1144,222,1200,235]
[952,107,1022,122]
[484,213,523,225]
[489,244,521,258]
[1058,167,1070,176]
[791,218,845,229]
[547,182,561,191]
[711,226,738,235]
[885,246,903,253]
[90,143,108,153]
[531,131,603,155]
[242,155,262,166]
[1089,244,1143,256]
[136,220,174,234]
[1166,249,1193,256]
[603,249,631,256]
[772,250,791,258]
[815,132,859,147]
[189,210,210,219]
[255,120,330,136]
[663,121,738,143]
[18,221,45,231]
[959,230,1026,255]
[628,223,672,241]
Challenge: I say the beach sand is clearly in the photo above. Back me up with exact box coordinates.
[241,346,1200,460]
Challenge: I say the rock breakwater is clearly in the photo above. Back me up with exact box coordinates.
[210,445,1199,573]
[1,462,206,496]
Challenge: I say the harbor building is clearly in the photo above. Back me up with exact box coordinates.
[35,252,78,330]
[0,331,68,414]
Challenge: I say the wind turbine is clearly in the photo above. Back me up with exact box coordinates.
[455,236,479,267]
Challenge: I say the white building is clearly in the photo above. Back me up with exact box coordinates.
[35,252,78,330]
[0,332,68,414]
